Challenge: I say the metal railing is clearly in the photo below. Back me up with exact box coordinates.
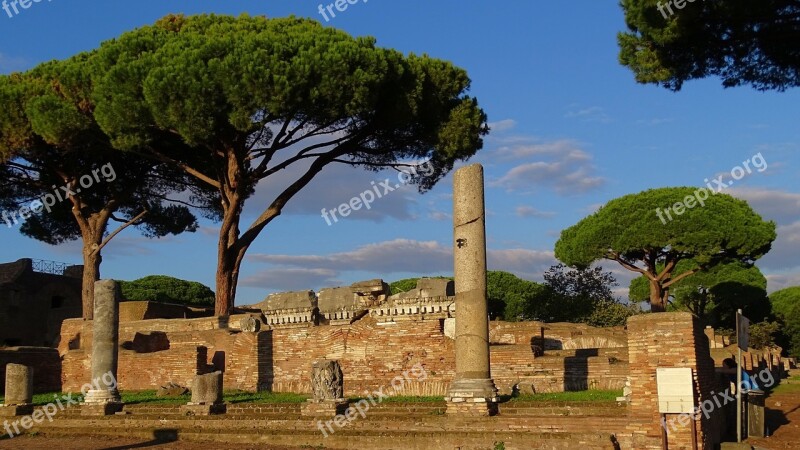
[31,259,71,275]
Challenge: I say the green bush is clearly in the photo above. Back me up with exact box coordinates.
[119,275,215,306]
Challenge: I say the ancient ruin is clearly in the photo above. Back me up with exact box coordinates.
[81,280,123,416]
[0,364,34,416]
[444,163,499,416]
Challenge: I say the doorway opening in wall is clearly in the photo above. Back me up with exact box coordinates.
[51,295,64,309]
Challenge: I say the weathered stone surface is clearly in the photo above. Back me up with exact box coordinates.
[446,164,498,415]
[191,371,223,405]
[83,280,122,412]
[310,360,344,401]
[257,290,317,312]
[2,363,33,406]
[318,287,358,313]
[239,316,261,333]
[157,382,189,397]
[416,278,454,298]
[351,279,390,307]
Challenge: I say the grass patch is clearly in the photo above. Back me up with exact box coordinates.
[121,390,189,405]
[789,375,800,382]
[0,392,82,407]
[224,391,309,404]
[118,390,309,405]
[502,389,623,402]
[771,383,800,395]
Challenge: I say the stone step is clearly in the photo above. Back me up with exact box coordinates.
[30,425,619,450]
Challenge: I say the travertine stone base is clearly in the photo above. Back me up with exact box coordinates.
[180,403,227,416]
[0,404,34,417]
[301,399,349,417]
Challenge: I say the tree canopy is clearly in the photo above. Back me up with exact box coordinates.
[770,287,800,357]
[629,260,771,327]
[555,187,776,312]
[120,275,215,307]
[84,14,488,315]
[0,59,201,319]
[619,0,800,91]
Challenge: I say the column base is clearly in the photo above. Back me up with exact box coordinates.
[445,378,499,416]
[180,403,227,416]
[301,399,349,417]
[0,404,34,417]
[81,402,124,416]
[81,389,123,416]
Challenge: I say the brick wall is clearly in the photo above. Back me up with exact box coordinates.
[0,347,61,394]
[58,315,628,397]
[626,313,725,450]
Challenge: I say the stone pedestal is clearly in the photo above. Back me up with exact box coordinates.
[181,371,225,416]
[445,164,498,416]
[301,360,348,417]
[0,364,34,416]
[747,390,766,438]
[82,280,123,416]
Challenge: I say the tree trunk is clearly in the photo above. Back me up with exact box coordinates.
[215,246,237,317]
[649,279,668,313]
[81,239,103,320]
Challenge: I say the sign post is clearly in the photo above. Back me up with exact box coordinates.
[657,368,697,449]
[736,309,750,443]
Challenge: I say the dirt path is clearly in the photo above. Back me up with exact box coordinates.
[747,387,800,450]
[0,435,302,450]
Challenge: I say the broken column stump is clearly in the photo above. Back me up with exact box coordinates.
[301,360,348,417]
[0,364,34,417]
[182,371,226,415]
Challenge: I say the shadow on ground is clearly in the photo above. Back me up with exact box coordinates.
[100,430,178,450]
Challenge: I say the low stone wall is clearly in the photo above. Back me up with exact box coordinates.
[0,347,61,394]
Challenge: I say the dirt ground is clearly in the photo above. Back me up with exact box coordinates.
[0,435,303,450]
[747,386,800,449]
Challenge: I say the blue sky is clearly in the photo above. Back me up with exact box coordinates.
[1,0,798,305]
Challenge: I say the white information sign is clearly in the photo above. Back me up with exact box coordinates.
[656,368,695,414]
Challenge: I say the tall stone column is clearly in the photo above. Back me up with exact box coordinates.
[82,280,123,415]
[445,164,498,416]
[0,364,34,416]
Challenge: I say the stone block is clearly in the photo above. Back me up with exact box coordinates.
[191,371,223,405]
[311,360,344,401]
[0,404,34,417]
[81,402,124,416]
[3,364,33,405]
[257,290,316,312]
[239,316,261,333]
[301,399,349,417]
[318,287,358,314]
[416,278,454,298]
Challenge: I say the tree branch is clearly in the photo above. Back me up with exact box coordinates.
[94,209,148,255]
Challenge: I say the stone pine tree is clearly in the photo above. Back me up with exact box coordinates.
[618,0,800,91]
[628,260,771,326]
[87,15,489,316]
[0,59,202,319]
[554,187,776,312]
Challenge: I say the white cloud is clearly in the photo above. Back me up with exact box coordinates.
[515,206,555,219]
[487,137,606,195]
[488,119,517,133]
[239,268,341,292]
[728,188,800,226]
[766,272,800,293]
[564,106,612,123]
